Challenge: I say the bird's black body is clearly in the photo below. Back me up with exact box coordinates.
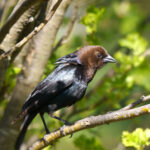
[24,64,87,114]
[14,46,116,150]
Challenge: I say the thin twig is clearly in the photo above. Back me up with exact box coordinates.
[53,0,78,51]
[0,0,63,60]
[65,97,107,120]
[120,95,150,111]
[66,94,150,120]
[29,95,150,150]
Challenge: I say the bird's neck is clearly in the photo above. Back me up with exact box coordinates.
[83,66,97,83]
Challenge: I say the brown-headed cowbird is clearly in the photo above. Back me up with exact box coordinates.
[13,45,116,150]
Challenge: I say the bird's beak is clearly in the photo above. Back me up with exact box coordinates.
[103,54,116,63]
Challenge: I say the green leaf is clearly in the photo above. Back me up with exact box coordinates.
[122,128,150,150]
[80,6,105,33]
[13,67,21,74]
[119,33,147,55]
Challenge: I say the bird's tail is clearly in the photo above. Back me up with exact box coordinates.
[15,112,36,150]
[11,107,30,125]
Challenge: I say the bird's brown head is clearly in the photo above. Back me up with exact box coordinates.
[78,45,116,69]
[55,45,116,83]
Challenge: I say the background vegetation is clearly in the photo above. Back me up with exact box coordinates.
[0,0,150,150]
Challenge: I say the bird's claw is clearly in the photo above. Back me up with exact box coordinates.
[60,125,66,136]
[64,121,72,126]
[46,130,50,134]
[69,133,73,138]
[60,125,73,138]
[43,133,53,146]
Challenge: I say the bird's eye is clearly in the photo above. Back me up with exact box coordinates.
[97,53,103,59]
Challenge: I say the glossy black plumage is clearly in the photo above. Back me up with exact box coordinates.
[23,64,87,113]
[14,45,116,150]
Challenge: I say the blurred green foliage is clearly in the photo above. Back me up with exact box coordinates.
[71,1,150,150]
[119,33,147,55]
[1,0,150,150]
[122,128,150,150]
[5,65,21,92]
[80,6,104,34]
[36,1,150,149]
[80,6,105,44]
[0,65,21,117]
[74,134,105,150]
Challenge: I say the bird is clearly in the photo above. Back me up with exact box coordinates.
[12,45,116,150]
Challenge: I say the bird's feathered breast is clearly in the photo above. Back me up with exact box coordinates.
[22,64,83,112]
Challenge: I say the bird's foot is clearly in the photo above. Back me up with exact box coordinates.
[69,133,73,138]
[49,114,72,125]
[63,120,72,126]
[61,121,73,138]
[46,129,50,134]
[60,125,73,138]
[106,111,113,114]
[49,113,73,137]
[60,125,65,136]
[43,132,54,146]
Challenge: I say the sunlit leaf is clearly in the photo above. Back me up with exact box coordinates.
[119,33,147,55]
[122,128,150,150]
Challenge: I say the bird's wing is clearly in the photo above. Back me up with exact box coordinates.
[23,65,75,111]
[55,51,81,65]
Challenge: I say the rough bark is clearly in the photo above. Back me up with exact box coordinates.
[0,0,46,43]
[0,0,45,91]
[0,0,18,28]
[30,95,150,150]
[0,1,44,51]
[0,0,71,149]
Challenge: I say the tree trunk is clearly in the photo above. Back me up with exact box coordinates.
[0,0,45,91]
[0,0,71,149]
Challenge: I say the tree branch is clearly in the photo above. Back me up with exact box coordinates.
[0,0,63,60]
[29,95,150,150]
[0,0,47,43]
[119,95,150,111]
[53,0,78,51]
[0,0,45,90]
